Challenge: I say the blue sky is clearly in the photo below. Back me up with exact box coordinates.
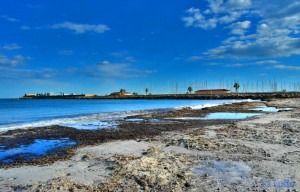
[1,0,300,97]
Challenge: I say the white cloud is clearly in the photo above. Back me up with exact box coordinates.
[183,0,300,59]
[206,35,300,59]
[1,15,20,22]
[224,60,279,68]
[271,64,300,71]
[255,60,278,65]
[229,21,251,35]
[226,0,252,9]
[226,63,245,67]
[20,25,31,30]
[0,55,29,67]
[182,8,217,29]
[110,51,136,62]
[2,43,22,51]
[218,11,248,24]
[0,67,57,80]
[182,0,252,30]
[207,0,224,14]
[51,21,110,34]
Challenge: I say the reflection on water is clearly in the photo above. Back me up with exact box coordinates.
[250,106,293,112]
[204,112,262,120]
[0,138,76,163]
[169,112,261,120]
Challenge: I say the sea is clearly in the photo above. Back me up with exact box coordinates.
[0,99,251,131]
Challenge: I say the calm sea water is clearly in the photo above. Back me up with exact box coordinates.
[0,99,246,131]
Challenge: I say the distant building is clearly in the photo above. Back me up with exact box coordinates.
[24,94,37,97]
[110,92,132,96]
[84,94,96,97]
[43,92,57,96]
[195,89,231,94]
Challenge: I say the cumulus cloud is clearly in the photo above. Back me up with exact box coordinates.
[182,8,217,29]
[226,0,252,9]
[51,21,110,34]
[205,35,300,59]
[183,0,300,59]
[229,21,251,35]
[182,0,252,29]
[1,43,22,51]
[0,54,29,67]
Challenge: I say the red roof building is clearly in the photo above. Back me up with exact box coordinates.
[110,92,132,96]
[195,89,231,94]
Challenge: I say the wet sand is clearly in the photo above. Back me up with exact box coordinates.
[0,98,299,191]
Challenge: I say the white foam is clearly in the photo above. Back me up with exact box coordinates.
[186,99,257,110]
[190,103,220,110]
[0,111,146,132]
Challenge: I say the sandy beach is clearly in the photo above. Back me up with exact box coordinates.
[0,98,299,191]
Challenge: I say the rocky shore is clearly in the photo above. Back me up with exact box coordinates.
[0,98,299,191]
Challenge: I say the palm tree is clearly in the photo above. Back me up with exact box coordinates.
[234,83,240,93]
[120,89,126,95]
[187,86,193,94]
[145,88,149,95]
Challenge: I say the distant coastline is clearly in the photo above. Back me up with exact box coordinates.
[20,92,300,100]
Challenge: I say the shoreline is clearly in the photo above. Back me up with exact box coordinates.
[0,98,299,191]
[20,92,300,100]
[0,98,253,132]
[0,100,263,167]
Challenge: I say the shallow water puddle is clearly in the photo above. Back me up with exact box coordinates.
[169,112,261,120]
[192,160,251,184]
[149,118,173,123]
[250,106,294,112]
[62,120,119,130]
[204,112,261,120]
[0,138,76,163]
